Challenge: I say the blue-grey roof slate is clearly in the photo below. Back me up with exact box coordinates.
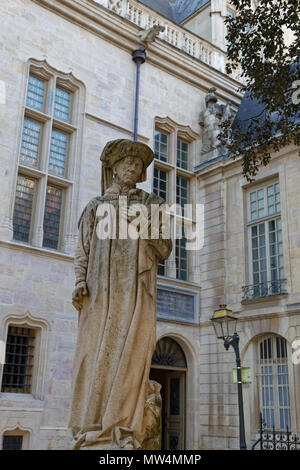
[139,0,210,23]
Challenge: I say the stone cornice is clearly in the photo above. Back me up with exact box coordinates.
[31,0,242,104]
[85,112,149,142]
[198,309,300,330]
[194,143,299,182]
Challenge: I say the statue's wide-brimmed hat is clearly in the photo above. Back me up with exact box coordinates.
[100,139,154,194]
[100,139,154,171]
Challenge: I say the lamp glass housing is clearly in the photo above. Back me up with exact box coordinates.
[211,306,237,341]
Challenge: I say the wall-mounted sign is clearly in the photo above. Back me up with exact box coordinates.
[157,285,199,324]
[232,367,252,384]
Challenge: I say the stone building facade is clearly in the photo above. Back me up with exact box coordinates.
[0,0,299,450]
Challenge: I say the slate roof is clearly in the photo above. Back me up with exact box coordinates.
[139,0,210,24]
[231,91,267,137]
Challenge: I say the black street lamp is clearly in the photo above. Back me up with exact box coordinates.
[211,305,247,450]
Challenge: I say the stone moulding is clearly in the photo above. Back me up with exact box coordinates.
[155,116,200,142]
[30,0,242,103]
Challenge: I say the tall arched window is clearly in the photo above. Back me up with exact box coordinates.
[259,335,291,430]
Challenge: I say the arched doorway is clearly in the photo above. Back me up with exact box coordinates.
[150,337,187,450]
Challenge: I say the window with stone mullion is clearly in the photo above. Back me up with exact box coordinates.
[13,66,76,250]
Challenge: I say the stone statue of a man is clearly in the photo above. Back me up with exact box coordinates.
[69,139,172,450]
[199,87,233,154]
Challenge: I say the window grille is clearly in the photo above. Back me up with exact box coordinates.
[2,435,23,450]
[1,326,35,394]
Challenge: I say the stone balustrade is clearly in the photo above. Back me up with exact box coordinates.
[93,0,241,79]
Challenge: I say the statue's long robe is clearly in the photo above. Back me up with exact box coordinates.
[69,186,172,449]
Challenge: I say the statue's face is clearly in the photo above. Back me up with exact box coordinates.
[113,156,144,185]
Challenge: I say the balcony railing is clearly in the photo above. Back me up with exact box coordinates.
[242,279,287,302]
[93,0,240,78]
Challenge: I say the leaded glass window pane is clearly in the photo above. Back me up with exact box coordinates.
[43,185,63,249]
[26,75,45,111]
[153,168,168,202]
[177,139,188,170]
[176,176,189,212]
[1,326,35,394]
[176,225,187,281]
[154,131,168,162]
[54,87,71,122]
[13,176,35,243]
[20,119,41,168]
[49,129,68,177]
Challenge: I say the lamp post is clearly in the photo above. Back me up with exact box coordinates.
[211,305,247,450]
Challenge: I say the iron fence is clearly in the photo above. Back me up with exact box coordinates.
[252,413,300,450]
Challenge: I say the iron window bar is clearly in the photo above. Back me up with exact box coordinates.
[2,435,23,450]
[1,326,35,394]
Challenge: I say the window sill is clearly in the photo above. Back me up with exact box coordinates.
[0,239,74,261]
[241,292,288,305]
[0,392,44,411]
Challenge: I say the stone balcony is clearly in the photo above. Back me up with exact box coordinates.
[93,0,242,81]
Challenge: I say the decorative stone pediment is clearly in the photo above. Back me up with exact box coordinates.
[155,116,200,141]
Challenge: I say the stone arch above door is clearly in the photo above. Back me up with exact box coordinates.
[151,337,187,368]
